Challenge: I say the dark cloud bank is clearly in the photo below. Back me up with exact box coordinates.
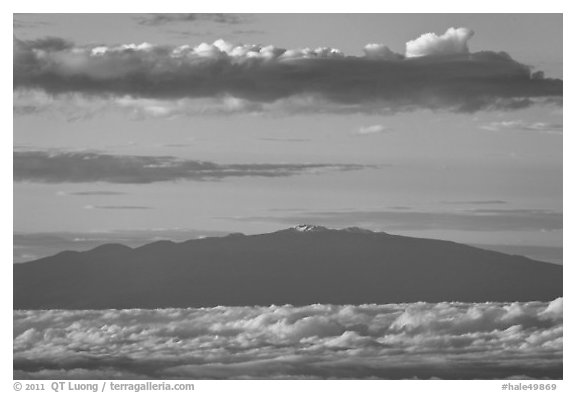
[13,27,562,113]
[14,299,562,379]
[14,151,365,183]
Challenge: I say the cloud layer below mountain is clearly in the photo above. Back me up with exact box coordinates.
[14,299,562,379]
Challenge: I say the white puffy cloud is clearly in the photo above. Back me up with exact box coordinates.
[13,31,561,116]
[356,124,389,136]
[14,299,562,379]
[363,43,402,60]
[406,27,474,58]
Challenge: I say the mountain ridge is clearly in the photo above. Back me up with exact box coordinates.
[14,226,562,309]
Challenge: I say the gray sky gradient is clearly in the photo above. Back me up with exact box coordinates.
[13,14,562,263]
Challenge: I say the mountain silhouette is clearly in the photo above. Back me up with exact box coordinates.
[13,226,562,309]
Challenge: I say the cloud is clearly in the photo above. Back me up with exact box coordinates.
[13,18,49,30]
[230,208,562,233]
[83,205,153,210]
[355,124,389,136]
[13,29,562,115]
[441,200,508,205]
[13,299,562,379]
[163,143,194,148]
[13,150,367,184]
[480,120,563,134]
[406,27,474,57]
[135,13,243,26]
[232,29,265,36]
[62,191,127,196]
[11,89,409,119]
[363,43,403,60]
[260,137,311,143]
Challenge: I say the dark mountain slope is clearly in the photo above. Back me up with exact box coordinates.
[13,226,562,309]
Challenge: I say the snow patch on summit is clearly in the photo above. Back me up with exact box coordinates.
[291,224,330,232]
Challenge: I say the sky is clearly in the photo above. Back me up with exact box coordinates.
[13,13,563,263]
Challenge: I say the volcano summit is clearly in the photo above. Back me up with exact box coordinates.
[14,226,562,309]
